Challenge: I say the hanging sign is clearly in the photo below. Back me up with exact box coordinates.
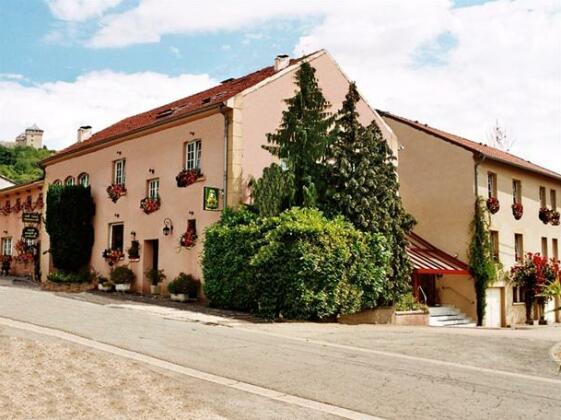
[203,187,220,211]
[22,212,41,223]
[22,227,39,240]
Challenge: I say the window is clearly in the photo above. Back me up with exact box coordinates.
[147,178,159,199]
[541,237,548,259]
[490,230,500,261]
[512,180,522,204]
[78,173,90,187]
[1,237,12,256]
[514,233,524,262]
[65,176,75,186]
[487,172,497,199]
[513,286,526,304]
[53,179,62,186]
[185,140,202,171]
[551,189,557,211]
[552,238,558,261]
[109,223,124,251]
[114,159,126,185]
[539,186,547,208]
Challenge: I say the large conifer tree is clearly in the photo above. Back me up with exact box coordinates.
[263,62,335,206]
[324,83,415,303]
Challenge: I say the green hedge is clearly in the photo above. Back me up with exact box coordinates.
[46,184,95,273]
[203,207,389,320]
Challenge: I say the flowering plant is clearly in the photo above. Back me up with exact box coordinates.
[550,210,560,226]
[511,202,523,220]
[107,184,126,203]
[176,169,202,188]
[140,196,161,214]
[102,249,124,266]
[14,240,34,264]
[12,199,22,214]
[486,197,500,214]
[180,229,197,248]
[539,207,552,224]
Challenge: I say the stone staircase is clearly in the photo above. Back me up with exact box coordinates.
[428,305,475,327]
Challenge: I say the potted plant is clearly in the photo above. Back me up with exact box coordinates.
[127,240,140,261]
[180,229,197,248]
[550,210,560,226]
[175,168,202,187]
[539,207,552,224]
[511,202,523,220]
[110,266,135,292]
[97,276,113,292]
[486,197,500,214]
[106,183,126,202]
[140,196,161,214]
[146,268,166,295]
[167,273,200,302]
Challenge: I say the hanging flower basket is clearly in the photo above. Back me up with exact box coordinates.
[539,208,552,224]
[486,197,500,214]
[511,202,523,220]
[180,229,197,248]
[551,210,560,226]
[140,196,161,214]
[107,184,126,203]
[176,169,202,188]
[102,249,124,266]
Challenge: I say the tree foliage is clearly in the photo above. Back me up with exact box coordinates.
[251,164,294,217]
[0,145,53,184]
[46,184,95,273]
[262,62,335,206]
[469,198,498,326]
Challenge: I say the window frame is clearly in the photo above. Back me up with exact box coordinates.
[513,286,526,304]
[514,233,524,263]
[184,139,202,171]
[539,186,547,208]
[78,173,90,187]
[541,237,548,259]
[147,178,160,199]
[1,237,12,256]
[512,179,522,204]
[551,189,557,211]
[65,176,75,186]
[490,230,500,261]
[487,172,497,199]
[113,159,126,186]
[52,179,62,186]
[109,223,125,252]
[553,238,559,261]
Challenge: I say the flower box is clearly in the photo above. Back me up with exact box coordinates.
[539,208,552,224]
[511,202,523,220]
[176,169,202,188]
[107,184,126,203]
[180,230,197,248]
[486,197,500,214]
[98,283,113,292]
[102,249,124,266]
[550,211,560,226]
[140,197,161,214]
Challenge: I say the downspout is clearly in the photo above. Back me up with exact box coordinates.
[473,152,487,201]
[219,104,229,209]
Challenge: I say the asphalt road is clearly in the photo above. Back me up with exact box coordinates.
[0,284,560,420]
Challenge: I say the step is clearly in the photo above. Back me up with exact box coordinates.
[429,308,460,316]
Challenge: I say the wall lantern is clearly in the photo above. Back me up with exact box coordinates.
[130,231,136,239]
[163,218,173,236]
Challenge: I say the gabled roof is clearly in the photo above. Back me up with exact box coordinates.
[380,111,561,182]
[407,233,469,275]
[42,52,318,165]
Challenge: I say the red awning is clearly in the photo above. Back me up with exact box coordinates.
[407,233,470,275]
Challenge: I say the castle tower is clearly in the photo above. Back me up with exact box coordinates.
[15,124,43,148]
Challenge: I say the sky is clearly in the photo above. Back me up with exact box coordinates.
[0,0,560,173]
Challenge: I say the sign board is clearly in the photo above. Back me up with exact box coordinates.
[203,187,220,211]
[22,212,41,223]
[22,227,39,240]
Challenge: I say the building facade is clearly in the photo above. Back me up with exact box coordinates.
[382,111,561,327]
[39,51,395,295]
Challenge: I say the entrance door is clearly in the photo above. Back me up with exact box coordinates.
[485,287,502,328]
[143,239,159,294]
[418,274,437,306]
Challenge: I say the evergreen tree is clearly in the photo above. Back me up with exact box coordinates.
[263,62,335,206]
[251,164,294,217]
[324,83,415,303]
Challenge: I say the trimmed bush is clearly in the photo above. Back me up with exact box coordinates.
[110,266,135,284]
[168,273,200,298]
[203,207,389,320]
[46,184,95,273]
[47,268,95,284]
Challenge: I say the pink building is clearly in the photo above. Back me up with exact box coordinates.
[40,51,396,295]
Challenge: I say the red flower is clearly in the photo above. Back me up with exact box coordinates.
[176,169,202,188]
[140,197,161,214]
[486,197,500,214]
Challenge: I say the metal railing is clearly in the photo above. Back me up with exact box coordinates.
[418,286,428,305]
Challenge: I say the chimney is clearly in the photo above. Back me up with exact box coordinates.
[77,125,92,143]
[274,54,290,72]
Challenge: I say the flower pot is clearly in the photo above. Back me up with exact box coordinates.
[115,283,131,292]
[170,293,187,302]
[150,285,160,295]
[98,284,113,292]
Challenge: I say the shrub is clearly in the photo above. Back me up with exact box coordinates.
[47,268,95,284]
[46,184,95,273]
[203,207,265,312]
[110,266,135,284]
[145,268,165,286]
[168,273,200,298]
[395,292,427,312]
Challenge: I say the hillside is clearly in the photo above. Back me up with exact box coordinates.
[0,145,54,184]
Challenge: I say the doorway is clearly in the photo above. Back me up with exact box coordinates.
[418,274,437,306]
[143,239,159,293]
[485,287,503,328]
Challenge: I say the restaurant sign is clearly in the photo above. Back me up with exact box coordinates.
[22,227,39,240]
[22,212,41,223]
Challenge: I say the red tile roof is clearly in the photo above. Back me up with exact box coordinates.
[43,55,312,165]
[407,233,469,275]
[380,111,561,182]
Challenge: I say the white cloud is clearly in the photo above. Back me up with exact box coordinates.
[47,0,124,21]
[0,71,215,149]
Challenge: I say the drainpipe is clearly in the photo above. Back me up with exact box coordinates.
[219,105,229,209]
[473,152,487,201]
